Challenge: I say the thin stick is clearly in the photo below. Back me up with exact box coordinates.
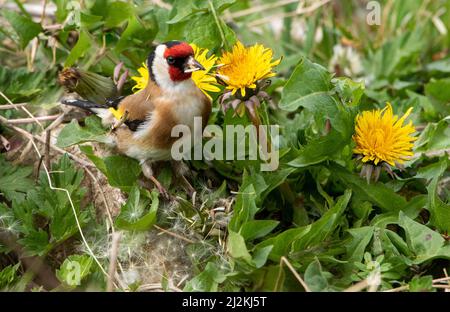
[415,124,427,131]
[36,155,44,183]
[0,103,27,110]
[177,274,189,288]
[153,224,195,244]
[386,273,450,292]
[43,24,63,31]
[13,140,33,165]
[279,256,311,292]
[29,38,39,72]
[423,148,450,158]
[107,232,122,292]
[344,279,369,292]
[384,285,409,292]
[248,0,331,27]
[0,91,44,130]
[84,168,115,231]
[229,0,300,19]
[4,114,60,125]
[137,283,182,292]
[434,276,450,283]
[151,0,172,10]
[432,284,450,289]
[42,112,65,132]
[443,268,450,292]
[45,130,51,169]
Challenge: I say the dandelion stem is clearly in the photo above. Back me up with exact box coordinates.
[208,0,229,50]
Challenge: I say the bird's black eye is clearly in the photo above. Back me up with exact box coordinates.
[167,56,175,65]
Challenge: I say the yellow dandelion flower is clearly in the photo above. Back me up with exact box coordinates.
[190,43,221,100]
[108,106,125,120]
[353,103,417,166]
[217,41,281,97]
[131,63,149,92]
[130,44,220,100]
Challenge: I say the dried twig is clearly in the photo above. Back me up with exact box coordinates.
[137,283,182,292]
[13,140,34,165]
[276,256,311,292]
[442,268,450,292]
[424,149,450,158]
[43,24,63,31]
[415,124,427,131]
[0,91,45,130]
[153,224,195,244]
[344,279,370,292]
[29,38,39,71]
[4,114,60,125]
[384,285,409,292]
[228,0,300,19]
[41,112,66,132]
[2,2,56,17]
[107,232,122,292]
[44,130,51,169]
[151,0,172,10]
[385,274,450,292]
[36,155,44,182]
[84,167,115,231]
[434,276,450,283]
[0,103,27,110]
[248,0,331,27]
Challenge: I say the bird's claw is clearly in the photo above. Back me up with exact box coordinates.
[156,184,170,200]
[148,175,170,200]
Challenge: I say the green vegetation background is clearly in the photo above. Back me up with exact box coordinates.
[0,0,449,292]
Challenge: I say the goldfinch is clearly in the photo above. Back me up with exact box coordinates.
[62,41,211,196]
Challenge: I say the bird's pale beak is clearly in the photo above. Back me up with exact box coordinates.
[184,56,205,73]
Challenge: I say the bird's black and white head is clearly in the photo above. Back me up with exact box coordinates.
[147,41,205,90]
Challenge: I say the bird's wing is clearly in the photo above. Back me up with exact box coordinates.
[111,80,162,131]
[116,80,160,122]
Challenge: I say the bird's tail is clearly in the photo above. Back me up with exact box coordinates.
[61,96,125,126]
[61,99,105,112]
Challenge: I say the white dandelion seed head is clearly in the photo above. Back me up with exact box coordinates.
[329,44,363,78]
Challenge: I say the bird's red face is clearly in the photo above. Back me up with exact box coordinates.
[163,42,205,82]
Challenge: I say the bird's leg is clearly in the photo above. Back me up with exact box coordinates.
[141,161,170,199]
[171,160,195,197]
